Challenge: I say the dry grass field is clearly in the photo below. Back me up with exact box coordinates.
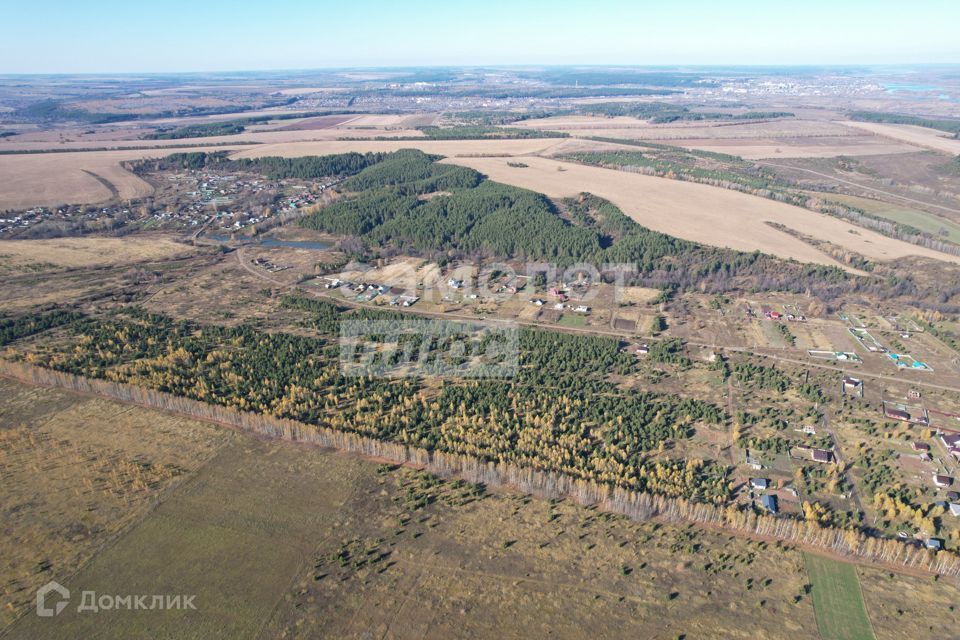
[0,364,956,638]
[0,127,425,154]
[441,156,960,267]
[0,139,576,210]
[673,137,916,159]
[0,147,248,209]
[4,373,954,639]
[508,116,919,158]
[0,234,194,272]
[512,117,858,139]
[0,377,232,629]
[230,138,569,160]
[839,121,960,155]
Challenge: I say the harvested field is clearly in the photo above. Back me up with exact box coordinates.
[338,113,439,128]
[673,137,916,159]
[510,116,919,158]
[513,117,859,139]
[440,155,960,267]
[0,127,425,154]
[0,146,243,209]
[270,114,359,130]
[839,121,960,155]
[0,234,194,272]
[229,137,569,160]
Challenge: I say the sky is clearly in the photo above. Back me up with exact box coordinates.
[2,0,959,74]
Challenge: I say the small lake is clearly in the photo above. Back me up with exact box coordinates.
[206,235,332,250]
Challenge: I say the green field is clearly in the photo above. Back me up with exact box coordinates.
[809,191,960,241]
[804,553,876,640]
[557,313,587,327]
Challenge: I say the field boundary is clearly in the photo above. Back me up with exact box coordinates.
[804,552,877,640]
[1,359,959,578]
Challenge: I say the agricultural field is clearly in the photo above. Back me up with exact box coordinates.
[440,155,960,267]
[0,147,244,209]
[507,115,920,158]
[840,121,960,156]
[805,192,960,242]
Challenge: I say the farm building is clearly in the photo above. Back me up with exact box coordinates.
[760,494,778,514]
[811,449,834,464]
[933,474,953,488]
[912,442,930,452]
[750,478,769,490]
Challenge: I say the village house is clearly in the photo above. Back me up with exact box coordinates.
[841,376,863,397]
[942,433,960,449]
[912,442,930,452]
[885,407,911,422]
[750,478,769,490]
[933,474,953,488]
[760,494,778,514]
[811,448,834,464]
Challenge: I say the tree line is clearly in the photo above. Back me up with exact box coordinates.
[4,356,958,576]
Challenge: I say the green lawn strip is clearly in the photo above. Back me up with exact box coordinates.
[804,552,876,640]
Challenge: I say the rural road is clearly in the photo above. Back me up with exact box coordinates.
[230,247,960,398]
[757,161,960,217]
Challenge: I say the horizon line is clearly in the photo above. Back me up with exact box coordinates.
[2,62,960,78]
